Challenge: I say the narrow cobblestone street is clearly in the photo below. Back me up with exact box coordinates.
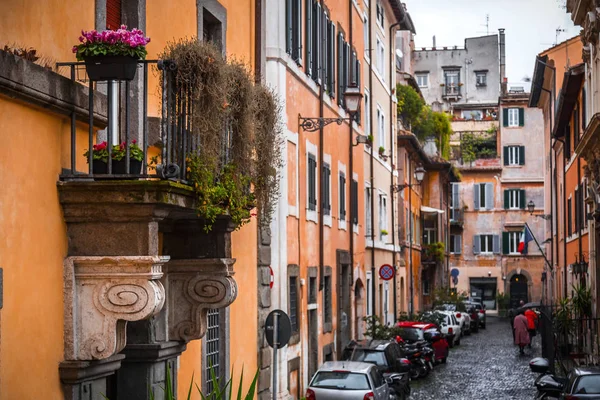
[410,317,540,400]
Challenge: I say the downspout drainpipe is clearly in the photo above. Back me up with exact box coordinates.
[408,161,413,317]
[554,135,567,298]
[348,0,355,326]
[319,0,325,291]
[368,0,376,318]
[389,21,400,320]
[578,156,583,286]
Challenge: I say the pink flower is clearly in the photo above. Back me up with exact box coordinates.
[132,139,137,144]
[72,46,78,53]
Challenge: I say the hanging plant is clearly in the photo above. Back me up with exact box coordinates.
[158,38,282,231]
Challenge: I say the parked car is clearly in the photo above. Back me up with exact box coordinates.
[306,361,396,400]
[530,358,600,399]
[435,303,471,336]
[438,310,462,346]
[469,298,487,329]
[342,340,411,400]
[464,301,480,333]
[397,322,449,364]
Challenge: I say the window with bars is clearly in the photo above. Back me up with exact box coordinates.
[285,0,302,63]
[339,172,346,221]
[289,276,299,333]
[323,275,332,325]
[351,179,358,225]
[308,154,317,211]
[205,309,222,394]
[322,163,331,215]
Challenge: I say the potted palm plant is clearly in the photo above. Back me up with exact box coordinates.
[73,25,150,81]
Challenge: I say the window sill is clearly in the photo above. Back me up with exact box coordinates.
[339,218,348,231]
[307,209,318,223]
[323,322,332,334]
[289,332,301,346]
[353,223,359,234]
[505,165,523,168]
[324,214,332,227]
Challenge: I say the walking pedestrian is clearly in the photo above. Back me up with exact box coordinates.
[524,308,538,348]
[508,307,516,341]
[513,310,530,355]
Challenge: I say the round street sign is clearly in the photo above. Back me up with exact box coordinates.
[265,309,291,349]
[269,266,274,289]
[379,264,395,281]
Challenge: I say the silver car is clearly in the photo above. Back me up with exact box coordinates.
[306,361,394,400]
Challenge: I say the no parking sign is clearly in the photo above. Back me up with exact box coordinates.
[379,264,395,281]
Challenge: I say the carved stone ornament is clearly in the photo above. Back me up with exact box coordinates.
[584,147,600,219]
[64,256,167,361]
[583,43,592,64]
[164,258,237,342]
[583,9,600,45]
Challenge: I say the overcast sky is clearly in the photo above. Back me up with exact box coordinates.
[404,0,579,86]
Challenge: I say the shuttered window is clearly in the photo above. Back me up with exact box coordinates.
[474,183,494,210]
[504,108,524,127]
[312,2,322,82]
[305,0,313,76]
[504,145,525,166]
[324,275,332,324]
[473,234,500,254]
[503,189,526,210]
[322,163,331,215]
[289,276,299,333]
[308,154,317,211]
[351,179,358,225]
[568,198,572,237]
[450,235,462,254]
[502,232,521,254]
[286,0,303,63]
[583,88,587,130]
[326,20,336,96]
[339,173,346,221]
[106,0,121,30]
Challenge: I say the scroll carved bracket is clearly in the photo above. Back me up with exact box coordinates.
[63,256,167,361]
[164,258,238,343]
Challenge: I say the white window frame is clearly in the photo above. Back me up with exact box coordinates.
[366,271,373,316]
[363,13,370,62]
[376,36,385,78]
[424,227,436,244]
[377,105,385,149]
[507,145,520,165]
[450,234,460,254]
[338,161,347,231]
[378,193,388,240]
[476,71,487,86]
[416,73,428,88]
[375,0,384,30]
[364,89,371,137]
[480,234,494,254]
[365,184,372,237]
[323,154,332,227]
[508,189,522,210]
[508,231,520,254]
[306,140,318,223]
[508,108,519,127]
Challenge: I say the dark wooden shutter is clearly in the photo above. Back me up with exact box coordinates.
[308,154,316,211]
[503,108,509,127]
[351,179,358,224]
[454,235,462,255]
[583,88,587,130]
[106,0,121,30]
[312,2,322,82]
[503,146,509,165]
[502,232,509,255]
[326,21,335,95]
[339,173,346,220]
[504,189,509,209]
[286,0,293,54]
[519,146,525,165]
[305,0,313,76]
[337,32,344,106]
[519,189,526,209]
[518,108,525,127]
[567,198,572,236]
[321,164,331,215]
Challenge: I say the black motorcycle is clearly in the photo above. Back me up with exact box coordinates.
[401,342,430,378]
[529,358,566,400]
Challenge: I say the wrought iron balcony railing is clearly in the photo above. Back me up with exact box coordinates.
[57,59,196,182]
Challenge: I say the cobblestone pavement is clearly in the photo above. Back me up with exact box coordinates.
[409,316,540,400]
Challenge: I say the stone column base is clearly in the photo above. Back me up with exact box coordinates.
[59,354,125,400]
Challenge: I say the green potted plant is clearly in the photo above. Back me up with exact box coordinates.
[73,25,150,81]
[380,229,388,236]
[83,140,144,175]
[378,146,386,156]
[367,134,374,146]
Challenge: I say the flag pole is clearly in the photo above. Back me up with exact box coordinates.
[524,222,553,272]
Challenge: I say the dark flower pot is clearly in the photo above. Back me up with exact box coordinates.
[84,55,138,81]
[90,159,142,177]
[92,159,108,174]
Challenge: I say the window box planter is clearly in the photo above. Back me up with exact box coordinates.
[84,55,138,81]
[91,158,142,176]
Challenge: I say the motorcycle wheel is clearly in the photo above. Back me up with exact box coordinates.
[410,368,419,380]
[535,392,547,400]
[418,365,429,378]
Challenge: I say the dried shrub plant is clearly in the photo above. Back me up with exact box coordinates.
[158,38,282,230]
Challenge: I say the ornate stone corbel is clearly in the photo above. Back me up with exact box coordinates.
[64,256,167,361]
[163,258,237,342]
[584,9,600,45]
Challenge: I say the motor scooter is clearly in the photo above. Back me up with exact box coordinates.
[401,342,430,379]
[529,357,566,400]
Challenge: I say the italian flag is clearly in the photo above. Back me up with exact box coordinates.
[518,226,533,254]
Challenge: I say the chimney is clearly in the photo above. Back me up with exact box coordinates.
[433,35,436,49]
[499,28,507,95]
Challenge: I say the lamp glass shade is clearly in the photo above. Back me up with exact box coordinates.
[344,85,363,114]
[414,166,426,183]
[527,200,535,214]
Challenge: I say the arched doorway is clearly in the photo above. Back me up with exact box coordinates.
[354,280,365,339]
[510,274,528,309]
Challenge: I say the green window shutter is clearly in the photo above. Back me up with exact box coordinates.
[519,146,525,165]
[504,189,509,209]
[502,232,509,255]
[503,108,509,127]
[503,146,509,166]
[519,108,525,126]
[520,189,526,209]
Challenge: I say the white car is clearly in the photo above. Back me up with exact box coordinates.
[436,304,471,336]
[438,311,462,347]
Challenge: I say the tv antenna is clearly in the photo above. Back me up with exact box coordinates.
[556,27,566,45]
[477,14,491,35]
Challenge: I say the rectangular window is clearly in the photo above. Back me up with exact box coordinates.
[205,309,224,394]
[289,276,299,333]
[504,145,525,166]
[480,235,494,254]
[423,279,430,296]
[308,275,317,304]
[476,71,487,87]
[106,0,122,30]
[366,272,373,316]
[322,163,331,216]
[308,154,317,211]
[366,187,372,236]
[376,0,384,27]
[326,18,335,96]
[339,172,346,221]
[424,228,437,244]
[285,0,302,63]
[507,108,522,127]
[444,70,460,96]
[568,197,572,237]
[574,105,580,148]
[323,275,332,324]
[416,73,428,88]
[311,2,322,83]
[377,106,385,148]
[504,189,525,210]
[305,0,313,76]
[364,90,371,135]
[450,235,461,254]
[351,179,358,225]
[379,194,387,239]
[363,13,369,60]
[474,182,493,210]
[507,231,521,254]
[376,37,385,77]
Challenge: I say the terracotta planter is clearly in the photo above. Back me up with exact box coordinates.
[84,55,138,81]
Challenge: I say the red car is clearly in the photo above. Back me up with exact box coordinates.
[397,321,450,364]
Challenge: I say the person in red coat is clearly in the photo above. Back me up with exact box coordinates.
[514,311,530,355]
[524,309,538,348]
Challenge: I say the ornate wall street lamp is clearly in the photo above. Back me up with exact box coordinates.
[298,84,363,132]
[572,253,589,276]
[390,165,426,317]
[527,200,551,220]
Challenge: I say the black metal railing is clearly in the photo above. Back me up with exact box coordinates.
[57,59,194,182]
[554,317,600,368]
[450,208,463,224]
